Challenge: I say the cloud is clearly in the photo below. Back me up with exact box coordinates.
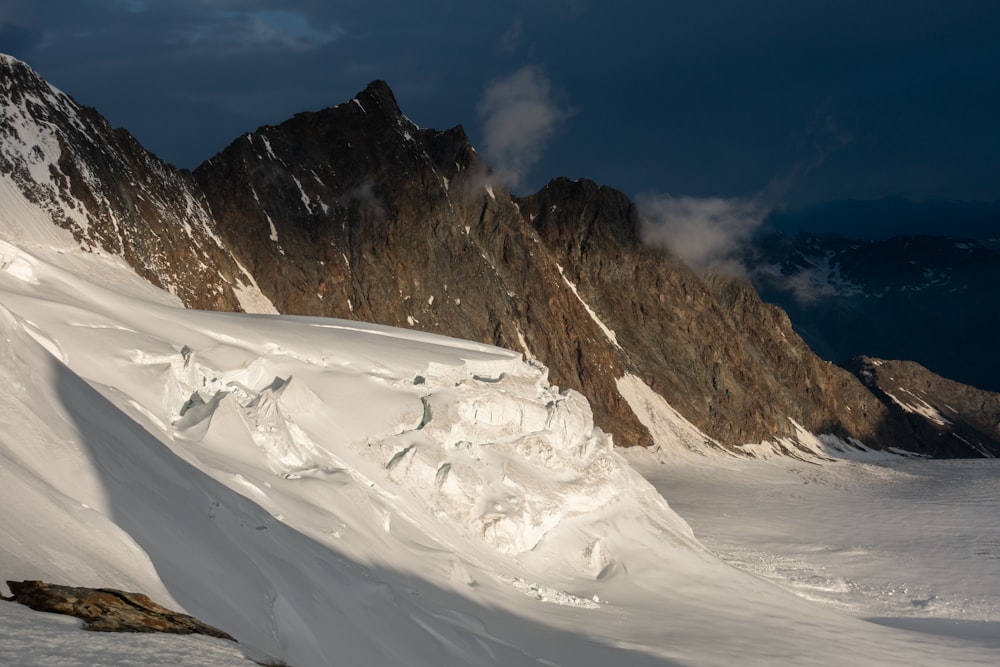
[777,268,841,305]
[499,18,523,53]
[636,109,857,277]
[477,65,571,190]
[169,8,342,54]
[636,193,768,277]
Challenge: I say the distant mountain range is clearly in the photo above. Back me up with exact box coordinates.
[2,53,997,458]
[747,231,1000,393]
[767,198,1000,240]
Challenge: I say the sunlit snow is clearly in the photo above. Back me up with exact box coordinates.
[1,233,998,665]
[555,263,622,349]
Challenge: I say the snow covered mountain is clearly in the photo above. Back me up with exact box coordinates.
[3,53,978,458]
[0,54,272,313]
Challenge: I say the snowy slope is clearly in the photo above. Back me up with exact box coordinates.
[0,53,275,314]
[1,237,999,666]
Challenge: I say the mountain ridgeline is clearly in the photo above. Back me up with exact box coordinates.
[2,54,997,458]
[0,55,258,311]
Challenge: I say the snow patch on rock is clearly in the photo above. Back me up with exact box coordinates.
[616,373,722,454]
[555,264,621,349]
[883,388,952,426]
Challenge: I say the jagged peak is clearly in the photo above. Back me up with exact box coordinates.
[533,176,631,206]
[237,80,408,142]
[0,52,79,116]
[352,79,404,119]
[522,176,641,247]
[0,53,28,69]
[0,53,53,91]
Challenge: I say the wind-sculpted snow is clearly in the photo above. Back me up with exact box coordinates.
[133,308,666,557]
[375,372,632,555]
[0,241,692,664]
[0,239,38,283]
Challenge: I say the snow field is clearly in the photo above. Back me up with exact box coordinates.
[2,238,1000,665]
[636,453,1000,626]
[0,602,263,667]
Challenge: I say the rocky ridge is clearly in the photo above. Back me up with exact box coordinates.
[1,54,990,457]
[846,356,1000,457]
[0,54,271,312]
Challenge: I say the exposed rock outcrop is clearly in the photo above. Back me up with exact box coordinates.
[519,178,900,449]
[846,356,1000,457]
[5,580,234,638]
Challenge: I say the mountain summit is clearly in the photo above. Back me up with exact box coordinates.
[2,54,996,457]
[0,54,272,312]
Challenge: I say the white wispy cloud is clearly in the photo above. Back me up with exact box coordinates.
[170,8,341,54]
[477,65,571,190]
[636,193,768,277]
[638,110,854,277]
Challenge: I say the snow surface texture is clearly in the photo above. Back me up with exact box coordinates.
[0,602,262,667]
[636,454,1000,645]
[1,237,999,665]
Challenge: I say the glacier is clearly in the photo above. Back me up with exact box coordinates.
[1,222,998,665]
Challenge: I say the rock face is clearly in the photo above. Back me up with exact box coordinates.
[519,179,898,449]
[5,580,234,638]
[2,54,994,457]
[0,54,273,312]
[846,357,1000,458]
[190,86,911,453]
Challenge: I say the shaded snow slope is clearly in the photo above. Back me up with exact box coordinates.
[1,239,998,665]
[0,601,262,667]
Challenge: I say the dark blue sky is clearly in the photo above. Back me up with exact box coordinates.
[2,1,999,211]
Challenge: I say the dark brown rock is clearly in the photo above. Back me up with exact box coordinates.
[6,580,234,638]
[845,356,1000,457]
[188,83,961,455]
[519,178,900,450]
